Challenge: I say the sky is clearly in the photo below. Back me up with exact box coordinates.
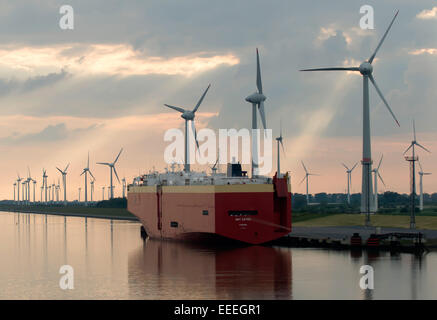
[1,0,437,200]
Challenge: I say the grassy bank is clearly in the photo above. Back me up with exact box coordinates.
[0,204,137,220]
[294,213,437,230]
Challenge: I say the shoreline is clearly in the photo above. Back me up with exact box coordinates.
[0,206,139,221]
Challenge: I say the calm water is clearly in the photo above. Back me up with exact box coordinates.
[1,211,436,300]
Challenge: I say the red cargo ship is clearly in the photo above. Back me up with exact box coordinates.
[127,164,291,245]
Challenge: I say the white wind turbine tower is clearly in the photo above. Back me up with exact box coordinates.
[372,155,385,212]
[56,179,61,203]
[97,148,123,200]
[275,122,285,178]
[56,163,69,206]
[78,187,81,202]
[42,169,48,204]
[81,153,95,205]
[102,186,105,200]
[26,167,36,204]
[301,10,400,226]
[32,179,36,203]
[342,162,358,205]
[13,182,16,202]
[122,178,126,198]
[51,181,56,203]
[245,48,267,178]
[300,161,319,205]
[22,181,26,204]
[16,174,22,205]
[418,161,431,211]
[25,168,31,205]
[404,120,430,228]
[164,85,210,173]
[90,178,95,202]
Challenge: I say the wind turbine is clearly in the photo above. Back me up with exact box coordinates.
[371,155,385,212]
[164,85,210,172]
[90,178,95,202]
[56,163,70,205]
[245,48,267,178]
[21,181,26,205]
[42,169,48,204]
[97,148,123,200]
[16,174,22,205]
[418,161,431,211]
[404,120,430,228]
[299,161,319,205]
[81,153,95,206]
[51,181,56,203]
[275,121,285,178]
[122,178,126,198]
[300,10,400,226]
[32,179,36,203]
[342,162,358,205]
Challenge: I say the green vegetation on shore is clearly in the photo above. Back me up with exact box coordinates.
[294,213,437,230]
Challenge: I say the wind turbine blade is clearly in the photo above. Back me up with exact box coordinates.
[377,155,383,170]
[258,101,267,129]
[87,151,90,168]
[378,172,386,187]
[416,142,431,153]
[368,10,399,64]
[80,170,85,176]
[64,163,70,172]
[56,167,63,174]
[418,161,423,173]
[114,148,123,163]
[113,166,120,183]
[351,162,359,171]
[89,170,96,180]
[301,161,308,174]
[193,84,211,113]
[403,144,413,155]
[342,163,349,170]
[256,48,263,94]
[97,162,111,166]
[300,67,359,72]
[299,176,306,185]
[413,119,416,141]
[280,140,285,154]
[164,104,185,113]
[191,120,200,150]
[369,74,400,126]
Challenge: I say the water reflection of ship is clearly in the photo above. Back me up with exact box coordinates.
[128,240,292,299]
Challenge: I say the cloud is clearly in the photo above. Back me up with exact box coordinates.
[0,44,239,78]
[0,122,99,145]
[417,7,437,20]
[409,48,437,55]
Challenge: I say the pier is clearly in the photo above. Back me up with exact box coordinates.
[273,226,433,253]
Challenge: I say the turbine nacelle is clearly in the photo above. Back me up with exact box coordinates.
[359,62,373,76]
[181,111,195,121]
[245,92,266,104]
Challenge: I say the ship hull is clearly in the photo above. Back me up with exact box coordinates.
[127,177,291,245]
